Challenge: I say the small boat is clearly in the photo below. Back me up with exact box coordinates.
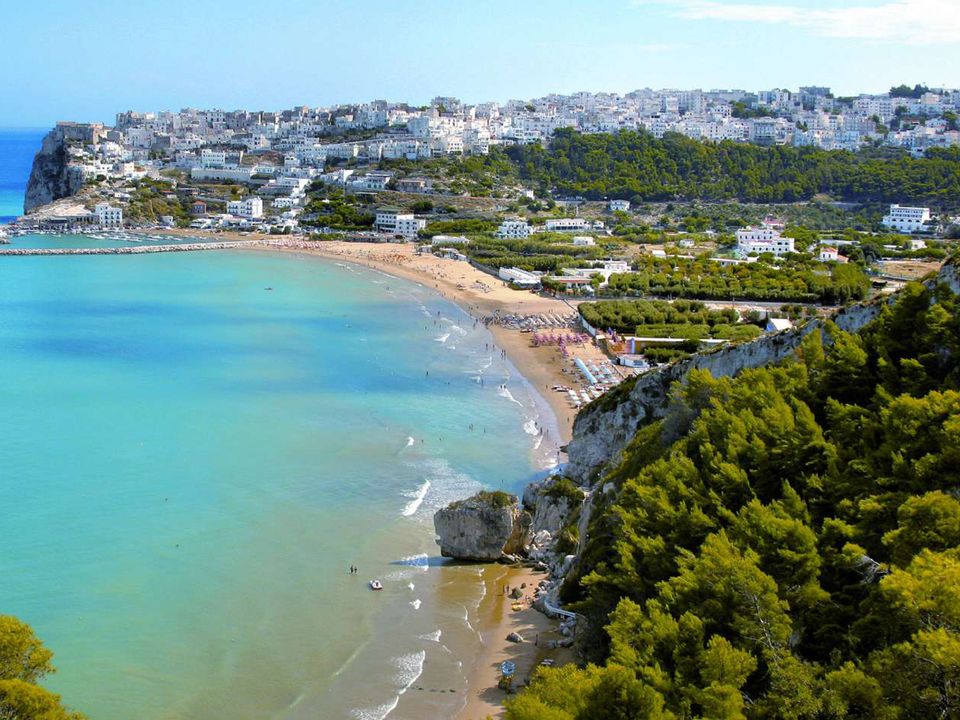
[369,580,383,591]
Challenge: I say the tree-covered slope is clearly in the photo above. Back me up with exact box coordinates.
[507,276,960,719]
[503,129,960,209]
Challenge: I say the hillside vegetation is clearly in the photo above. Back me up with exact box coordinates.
[505,129,960,209]
[507,272,960,719]
[605,256,871,305]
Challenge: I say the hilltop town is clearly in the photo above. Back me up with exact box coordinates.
[20,84,960,231]
[14,84,959,330]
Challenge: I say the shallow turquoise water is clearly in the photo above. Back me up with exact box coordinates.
[0,237,553,719]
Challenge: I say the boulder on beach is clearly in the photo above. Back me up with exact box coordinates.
[506,632,524,643]
[433,491,531,561]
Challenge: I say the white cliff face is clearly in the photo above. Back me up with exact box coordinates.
[521,476,585,566]
[23,128,85,213]
[523,478,578,536]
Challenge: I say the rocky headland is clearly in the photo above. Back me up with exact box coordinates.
[23,126,86,213]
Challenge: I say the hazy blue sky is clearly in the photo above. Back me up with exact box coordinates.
[2,0,957,127]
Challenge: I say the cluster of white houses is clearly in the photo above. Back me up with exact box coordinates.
[50,84,960,213]
[495,217,606,239]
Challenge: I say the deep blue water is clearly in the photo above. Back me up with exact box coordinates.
[0,127,44,221]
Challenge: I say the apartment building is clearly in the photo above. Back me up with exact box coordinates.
[881,204,931,233]
[736,226,795,256]
[374,208,426,238]
[226,196,263,219]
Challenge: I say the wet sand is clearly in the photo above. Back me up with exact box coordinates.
[455,565,572,720]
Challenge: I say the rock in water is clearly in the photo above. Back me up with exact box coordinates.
[433,491,531,561]
[506,632,524,643]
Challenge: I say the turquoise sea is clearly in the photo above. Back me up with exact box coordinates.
[0,130,555,719]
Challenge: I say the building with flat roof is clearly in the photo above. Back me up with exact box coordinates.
[498,267,540,287]
[94,203,123,227]
[736,226,795,257]
[881,204,931,233]
[496,219,531,239]
[227,196,263,219]
[374,208,426,238]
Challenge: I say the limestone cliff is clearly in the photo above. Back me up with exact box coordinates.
[433,492,531,561]
[23,127,85,213]
[566,259,958,484]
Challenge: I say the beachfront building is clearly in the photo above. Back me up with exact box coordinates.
[227,196,263,220]
[496,219,531,239]
[374,208,426,238]
[736,226,795,257]
[94,203,123,227]
[609,199,630,212]
[498,267,541,288]
[881,204,931,233]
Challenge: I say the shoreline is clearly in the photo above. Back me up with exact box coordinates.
[19,227,580,719]
[454,564,573,720]
[170,232,583,719]
[154,229,592,446]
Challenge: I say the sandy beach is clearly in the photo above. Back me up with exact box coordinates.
[455,565,574,720]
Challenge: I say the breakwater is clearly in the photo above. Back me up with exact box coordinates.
[0,240,282,256]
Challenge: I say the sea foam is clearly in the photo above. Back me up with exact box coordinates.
[498,386,523,406]
[394,650,426,693]
[400,480,430,517]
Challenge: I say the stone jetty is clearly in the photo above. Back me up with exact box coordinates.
[0,240,282,256]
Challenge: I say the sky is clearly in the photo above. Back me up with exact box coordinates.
[1,0,957,127]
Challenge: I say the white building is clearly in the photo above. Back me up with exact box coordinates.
[736,226,795,257]
[430,235,469,245]
[200,149,227,168]
[572,236,596,246]
[608,199,630,212]
[881,204,931,233]
[545,218,603,233]
[496,220,532,239]
[374,208,426,238]
[226,196,263,219]
[95,203,123,227]
[600,260,630,273]
[818,247,848,263]
[498,267,541,287]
